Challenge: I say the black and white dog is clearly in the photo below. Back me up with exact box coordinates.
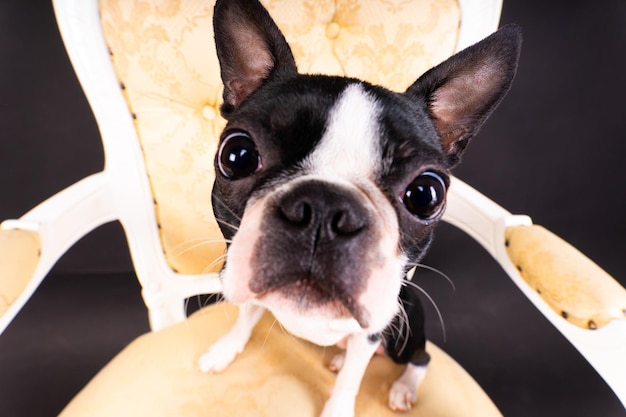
[199,0,521,415]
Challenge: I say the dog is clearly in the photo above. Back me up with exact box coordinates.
[198,0,521,415]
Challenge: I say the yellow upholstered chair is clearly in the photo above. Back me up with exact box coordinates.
[1,0,625,415]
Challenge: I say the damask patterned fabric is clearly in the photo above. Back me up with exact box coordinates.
[99,0,461,275]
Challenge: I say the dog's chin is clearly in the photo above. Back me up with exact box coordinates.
[255,275,372,325]
[223,276,402,347]
[254,291,366,346]
[222,270,396,345]
[262,280,353,315]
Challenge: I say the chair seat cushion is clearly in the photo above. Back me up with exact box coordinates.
[59,302,501,417]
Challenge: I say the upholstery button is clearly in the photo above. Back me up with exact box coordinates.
[202,105,217,121]
[326,22,341,39]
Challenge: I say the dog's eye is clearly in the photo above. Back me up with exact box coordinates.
[217,131,261,180]
[403,171,447,220]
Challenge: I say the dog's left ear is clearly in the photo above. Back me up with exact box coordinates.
[406,25,522,166]
[213,0,298,116]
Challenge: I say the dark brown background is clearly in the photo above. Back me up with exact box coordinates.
[1,0,625,416]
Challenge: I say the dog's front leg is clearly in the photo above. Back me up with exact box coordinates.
[198,302,264,373]
[321,333,380,417]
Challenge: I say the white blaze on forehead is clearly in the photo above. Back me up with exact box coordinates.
[305,83,381,179]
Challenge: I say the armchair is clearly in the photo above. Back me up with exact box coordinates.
[1,0,624,415]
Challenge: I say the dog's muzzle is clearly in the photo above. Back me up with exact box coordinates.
[248,179,382,327]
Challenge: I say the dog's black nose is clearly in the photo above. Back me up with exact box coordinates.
[277,181,368,239]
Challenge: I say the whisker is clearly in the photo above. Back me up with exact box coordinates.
[212,196,243,223]
[214,217,241,233]
[261,319,279,353]
[393,299,411,355]
[168,238,231,259]
[183,297,191,326]
[382,309,404,347]
[276,320,300,345]
[203,293,223,308]
[402,279,447,343]
[201,254,228,274]
[184,293,224,318]
[407,262,456,291]
[168,238,207,255]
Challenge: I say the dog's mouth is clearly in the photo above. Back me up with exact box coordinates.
[253,276,371,328]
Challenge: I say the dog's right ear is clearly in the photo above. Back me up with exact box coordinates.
[213,0,297,116]
[405,25,522,167]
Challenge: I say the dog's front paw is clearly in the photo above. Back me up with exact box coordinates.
[388,379,418,412]
[198,336,245,373]
[388,363,427,412]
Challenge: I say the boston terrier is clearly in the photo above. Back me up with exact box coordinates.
[198,0,521,415]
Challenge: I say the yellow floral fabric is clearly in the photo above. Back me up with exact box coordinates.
[99,0,460,274]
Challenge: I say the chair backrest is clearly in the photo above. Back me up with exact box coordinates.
[53,0,502,330]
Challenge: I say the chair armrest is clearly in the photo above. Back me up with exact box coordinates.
[0,172,117,335]
[505,224,626,330]
[444,176,626,408]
